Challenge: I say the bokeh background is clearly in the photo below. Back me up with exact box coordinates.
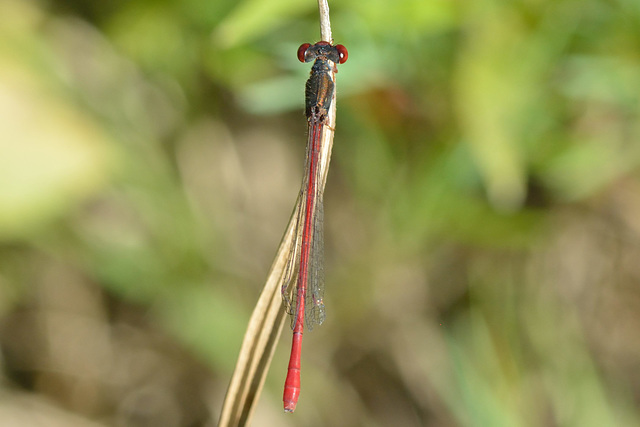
[2,0,640,425]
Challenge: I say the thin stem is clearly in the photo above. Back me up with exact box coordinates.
[318,0,333,43]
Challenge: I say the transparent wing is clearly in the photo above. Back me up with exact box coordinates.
[281,195,303,323]
[305,190,325,331]
[283,122,327,331]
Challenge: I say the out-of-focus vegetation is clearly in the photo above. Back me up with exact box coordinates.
[1,0,640,425]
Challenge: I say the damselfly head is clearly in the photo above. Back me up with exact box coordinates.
[297,42,348,65]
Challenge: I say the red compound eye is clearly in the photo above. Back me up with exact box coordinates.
[334,44,348,64]
[297,43,311,62]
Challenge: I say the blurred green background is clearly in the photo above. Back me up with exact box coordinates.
[2,0,640,425]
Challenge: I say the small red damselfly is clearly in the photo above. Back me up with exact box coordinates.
[281,41,348,413]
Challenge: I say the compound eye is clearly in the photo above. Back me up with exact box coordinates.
[334,44,348,64]
[297,43,311,62]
